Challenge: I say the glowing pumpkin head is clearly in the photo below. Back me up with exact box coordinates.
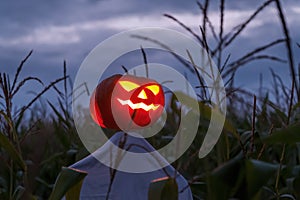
[90,74,165,130]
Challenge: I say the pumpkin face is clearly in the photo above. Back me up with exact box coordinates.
[90,74,164,130]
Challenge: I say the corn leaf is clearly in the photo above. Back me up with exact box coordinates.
[148,177,178,200]
[0,132,26,171]
[48,167,87,200]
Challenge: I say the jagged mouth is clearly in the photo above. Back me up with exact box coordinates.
[117,99,160,111]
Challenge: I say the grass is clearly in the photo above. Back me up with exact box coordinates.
[1,0,300,199]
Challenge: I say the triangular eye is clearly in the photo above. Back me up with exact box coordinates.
[138,90,148,99]
[119,81,140,91]
[146,85,160,95]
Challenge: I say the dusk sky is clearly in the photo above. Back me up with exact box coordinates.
[1,0,300,109]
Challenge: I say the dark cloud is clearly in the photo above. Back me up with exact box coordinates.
[0,0,299,107]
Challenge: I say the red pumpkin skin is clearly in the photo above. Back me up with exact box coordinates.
[90,74,165,130]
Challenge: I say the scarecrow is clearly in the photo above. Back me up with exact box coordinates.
[69,74,193,199]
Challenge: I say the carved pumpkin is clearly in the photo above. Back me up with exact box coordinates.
[90,74,165,130]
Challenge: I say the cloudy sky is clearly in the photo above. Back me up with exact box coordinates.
[1,0,300,109]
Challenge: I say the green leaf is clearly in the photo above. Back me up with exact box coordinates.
[48,167,87,200]
[262,123,300,144]
[148,177,178,200]
[209,154,244,200]
[293,176,300,198]
[245,159,278,198]
[197,98,235,136]
[12,185,25,200]
[279,194,297,200]
[65,178,85,200]
[48,101,70,128]
[0,132,26,171]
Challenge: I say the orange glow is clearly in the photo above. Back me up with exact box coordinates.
[146,85,160,95]
[90,74,164,130]
[119,81,139,91]
[117,99,160,111]
[137,90,148,99]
